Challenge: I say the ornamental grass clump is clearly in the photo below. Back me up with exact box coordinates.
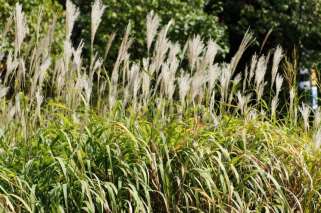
[0,1,321,212]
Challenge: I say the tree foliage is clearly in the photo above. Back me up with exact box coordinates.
[0,0,65,53]
[206,0,321,66]
[70,0,228,60]
[2,0,321,67]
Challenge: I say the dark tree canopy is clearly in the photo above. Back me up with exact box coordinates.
[206,0,321,67]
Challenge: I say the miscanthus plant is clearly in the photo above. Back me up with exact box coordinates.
[0,1,321,212]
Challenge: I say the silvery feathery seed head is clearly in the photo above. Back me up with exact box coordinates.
[99,81,107,95]
[219,65,232,102]
[203,39,220,67]
[66,0,79,40]
[6,51,18,72]
[207,64,220,92]
[56,59,66,94]
[314,108,321,129]
[271,46,283,87]
[123,63,139,106]
[142,58,151,98]
[129,63,140,86]
[146,11,160,52]
[92,57,103,73]
[168,57,179,74]
[228,74,242,105]
[78,75,92,106]
[91,0,106,45]
[64,40,73,67]
[30,58,51,97]
[299,103,311,132]
[211,111,220,128]
[5,51,19,85]
[209,89,216,113]
[112,23,132,85]
[178,72,191,104]
[40,58,51,74]
[160,61,176,100]
[132,71,141,106]
[15,93,21,117]
[230,30,253,74]
[39,58,51,86]
[90,56,103,83]
[0,84,8,99]
[275,74,284,97]
[237,91,246,114]
[237,92,251,115]
[168,42,180,63]
[271,96,279,119]
[246,109,258,123]
[0,53,4,61]
[248,54,258,84]
[314,128,321,149]
[142,58,150,71]
[289,87,295,112]
[255,55,267,88]
[72,40,84,70]
[35,89,43,117]
[233,73,242,87]
[187,35,204,71]
[124,63,140,104]
[14,3,28,53]
[243,66,249,92]
[17,58,26,88]
[256,82,265,101]
[153,22,171,72]
[191,72,207,101]
[141,71,151,99]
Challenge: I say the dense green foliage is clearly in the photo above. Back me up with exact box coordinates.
[206,0,321,66]
[0,0,62,21]
[0,0,64,54]
[69,0,227,60]
[1,107,320,211]
[0,0,226,63]
[2,0,321,66]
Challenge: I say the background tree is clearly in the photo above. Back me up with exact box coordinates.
[2,0,321,69]
[68,0,228,62]
[206,0,321,67]
[0,0,64,54]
